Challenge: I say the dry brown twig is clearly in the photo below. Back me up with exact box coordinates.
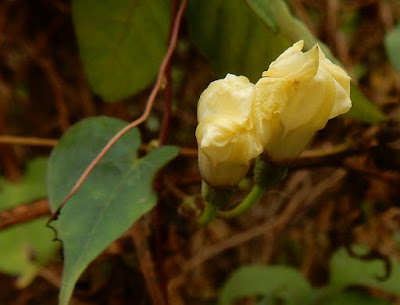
[20,14,71,132]
[36,57,70,131]
[129,218,166,305]
[0,199,50,231]
[0,134,198,156]
[0,136,58,147]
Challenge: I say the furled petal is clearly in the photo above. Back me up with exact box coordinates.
[262,41,319,80]
[197,74,254,127]
[197,117,262,164]
[329,79,352,118]
[197,149,250,189]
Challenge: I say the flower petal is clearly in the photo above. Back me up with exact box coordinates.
[262,41,319,80]
[255,41,352,163]
[197,74,254,126]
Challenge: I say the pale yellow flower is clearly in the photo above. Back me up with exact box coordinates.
[196,74,263,188]
[254,40,352,163]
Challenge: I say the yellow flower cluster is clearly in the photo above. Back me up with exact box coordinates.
[196,41,352,189]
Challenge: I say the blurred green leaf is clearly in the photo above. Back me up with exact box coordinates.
[186,0,292,83]
[47,116,178,305]
[330,246,400,297]
[72,0,170,102]
[246,0,278,33]
[247,0,333,59]
[219,265,314,305]
[1,158,48,210]
[385,23,400,72]
[342,85,386,123]
[0,158,57,285]
[318,291,392,305]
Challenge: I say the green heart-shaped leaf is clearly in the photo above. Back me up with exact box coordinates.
[47,116,178,305]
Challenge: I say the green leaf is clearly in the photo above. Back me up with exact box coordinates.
[251,0,333,56]
[0,158,58,285]
[47,116,178,305]
[319,291,392,305]
[219,265,314,305]
[186,0,292,83]
[330,246,400,297]
[343,85,386,123]
[385,23,400,72]
[246,0,278,33]
[1,158,48,210]
[72,0,170,102]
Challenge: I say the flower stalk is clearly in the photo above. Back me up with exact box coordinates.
[198,182,234,225]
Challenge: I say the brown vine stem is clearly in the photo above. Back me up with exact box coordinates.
[48,0,187,223]
[158,0,178,145]
[154,2,180,305]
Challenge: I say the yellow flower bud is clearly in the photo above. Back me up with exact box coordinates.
[254,40,352,163]
[195,74,263,188]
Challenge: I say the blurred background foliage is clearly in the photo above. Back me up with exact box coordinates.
[0,0,400,304]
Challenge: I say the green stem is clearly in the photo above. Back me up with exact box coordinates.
[198,201,220,226]
[220,184,266,218]
[198,182,234,225]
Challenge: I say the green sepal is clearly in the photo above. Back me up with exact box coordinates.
[199,181,235,225]
[254,157,287,189]
[221,157,287,219]
[201,181,234,208]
